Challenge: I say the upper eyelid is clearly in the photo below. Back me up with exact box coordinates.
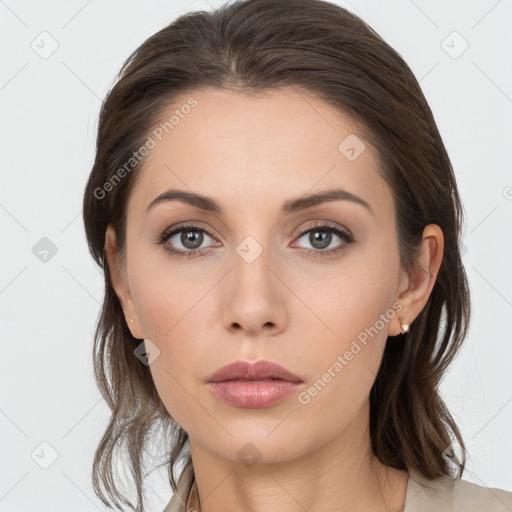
[161,223,215,239]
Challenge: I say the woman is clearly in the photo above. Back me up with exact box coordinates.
[82,0,512,511]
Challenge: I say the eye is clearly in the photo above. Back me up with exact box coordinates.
[157,223,218,258]
[293,223,354,256]
[156,221,354,259]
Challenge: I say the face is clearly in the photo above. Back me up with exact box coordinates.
[107,86,419,466]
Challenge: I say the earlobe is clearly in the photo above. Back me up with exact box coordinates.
[104,225,144,339]
[389,224,443,337]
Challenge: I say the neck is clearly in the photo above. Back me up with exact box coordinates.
[188,402,409,512]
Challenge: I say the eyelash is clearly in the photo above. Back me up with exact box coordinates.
[156,222,354,259]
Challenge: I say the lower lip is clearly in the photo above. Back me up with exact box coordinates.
[207,379,303,408]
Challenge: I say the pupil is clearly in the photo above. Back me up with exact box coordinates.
[182,230,202,249]
[311,230,331,249]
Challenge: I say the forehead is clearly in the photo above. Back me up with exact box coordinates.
[127,86,391,219]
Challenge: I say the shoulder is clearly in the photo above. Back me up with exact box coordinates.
[162,462,195,512]
[405,469,512,512]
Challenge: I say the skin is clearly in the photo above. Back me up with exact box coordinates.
[105,86,443,511]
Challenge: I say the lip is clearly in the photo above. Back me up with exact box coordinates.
[206,360,305,409]
[207,360,304,383]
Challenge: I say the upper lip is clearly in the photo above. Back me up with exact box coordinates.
[207,360,304,383]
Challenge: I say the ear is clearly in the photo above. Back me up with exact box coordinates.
[388,224,444,336]
[104,224,144,339]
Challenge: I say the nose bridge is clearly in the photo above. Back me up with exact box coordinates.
[232,231,276,299]
[221,231,287,335]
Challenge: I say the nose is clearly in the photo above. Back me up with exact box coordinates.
[221,242,288,337]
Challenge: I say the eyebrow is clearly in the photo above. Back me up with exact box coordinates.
[146,187,374,216]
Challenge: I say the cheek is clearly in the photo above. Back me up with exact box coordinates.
[129,253,211,341]
[292,301,391,444]
[128,266,214,429]
[294,244,398,354]
[292,251,398,419]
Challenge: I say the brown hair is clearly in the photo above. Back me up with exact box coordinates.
[82,0,471,510]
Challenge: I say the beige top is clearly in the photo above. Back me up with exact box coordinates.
[163,463,512,512]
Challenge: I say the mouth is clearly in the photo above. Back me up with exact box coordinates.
[206,360,305,408]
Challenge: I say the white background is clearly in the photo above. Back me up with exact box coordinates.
[1,0,511,510]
